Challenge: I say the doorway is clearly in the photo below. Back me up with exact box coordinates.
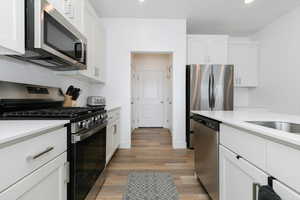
[131,53,173,131]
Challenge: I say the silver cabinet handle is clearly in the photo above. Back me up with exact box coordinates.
[27,147,54,161]
[113,124,117,134]
[252,183,261,200]
[65,162,70,184]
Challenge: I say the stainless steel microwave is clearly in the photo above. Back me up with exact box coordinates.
[12,0,87,71]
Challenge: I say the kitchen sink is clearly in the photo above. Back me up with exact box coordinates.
[246,121,300,134]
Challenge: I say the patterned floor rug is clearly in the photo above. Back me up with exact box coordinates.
[123,172,179,200]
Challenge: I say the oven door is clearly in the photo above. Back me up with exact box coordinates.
[70,123,107,200]
[32,0,87,68]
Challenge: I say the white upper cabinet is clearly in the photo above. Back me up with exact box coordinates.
[187,35,228,64]
[48,0,84,33]
[82,2,96,78]
[81,1,106,83]
[0,1,25,54]
[228,39,259,87]
[93,22,106,82]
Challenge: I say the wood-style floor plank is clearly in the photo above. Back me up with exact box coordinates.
[96,128,210,200]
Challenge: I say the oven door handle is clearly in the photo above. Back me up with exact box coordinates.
[72,121,107,144]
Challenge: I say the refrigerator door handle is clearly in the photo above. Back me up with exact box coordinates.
[211,73,216,109]
[208,73,212,109]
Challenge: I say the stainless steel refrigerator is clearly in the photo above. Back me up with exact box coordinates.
[186,64,234,148]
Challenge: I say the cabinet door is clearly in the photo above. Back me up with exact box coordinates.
[207,36,228,64]
[94,21,106,82]
[113,120,120,151]
[273,180,300,200]
[81,3,96,77]
[47,0,83,32]
[0,0,24,54]
[228,42,258,87]
[0,153,68,200]
[220,146,268,200]
[106,123,114,164]
[187,37,208,64]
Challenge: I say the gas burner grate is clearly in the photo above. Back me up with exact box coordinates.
[2,107,104,118]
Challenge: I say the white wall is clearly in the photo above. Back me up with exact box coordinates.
[99,18,187,149]
[249,6,300,115]
[0,56,97,106]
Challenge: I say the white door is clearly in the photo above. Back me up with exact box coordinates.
[219,146,268,200]
[0,0,24,54]
[0,153,68,200]
[131,70,138,130]
[138,69,165,127]
[166,65,173,129]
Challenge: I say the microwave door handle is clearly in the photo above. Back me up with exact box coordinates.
[80,41,85,63]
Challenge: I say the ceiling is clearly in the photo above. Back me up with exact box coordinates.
[90,0,300,35]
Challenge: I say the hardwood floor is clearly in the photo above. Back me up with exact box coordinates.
[96,128,210,200]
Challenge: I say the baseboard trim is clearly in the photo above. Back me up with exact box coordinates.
[172,141,187,149]
[120,142,131,149]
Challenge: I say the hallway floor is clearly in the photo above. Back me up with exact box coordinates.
[96,128,209,200]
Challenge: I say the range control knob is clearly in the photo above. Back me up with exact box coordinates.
[85,120,91,128]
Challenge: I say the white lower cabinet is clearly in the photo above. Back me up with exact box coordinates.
[273,180,300,200]
[106,108,121,164]
[220,124,300,200]
[220,146,268,200]
[0,153,68,200]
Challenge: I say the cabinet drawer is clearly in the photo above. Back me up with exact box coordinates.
[108,109,120,122]
[220,124,266,170]
[267,141,300,193]
[0,153,67,200]
[0,127,67,192]
[273,180,300,200]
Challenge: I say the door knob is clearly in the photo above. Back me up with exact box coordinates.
[160,101,164,104]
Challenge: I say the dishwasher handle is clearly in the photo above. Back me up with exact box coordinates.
[192,115,219,131]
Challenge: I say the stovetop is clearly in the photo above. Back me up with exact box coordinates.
[1,107,105,119]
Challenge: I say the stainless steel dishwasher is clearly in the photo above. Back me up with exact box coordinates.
[192,114,220,200]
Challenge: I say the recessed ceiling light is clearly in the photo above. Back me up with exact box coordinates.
[245,0,255,4]
[139,0,145,2]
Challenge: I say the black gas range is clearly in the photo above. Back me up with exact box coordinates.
[0,81,107,200]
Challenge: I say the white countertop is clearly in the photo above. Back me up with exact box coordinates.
[191,110,300,149]
[0,120,69,146]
